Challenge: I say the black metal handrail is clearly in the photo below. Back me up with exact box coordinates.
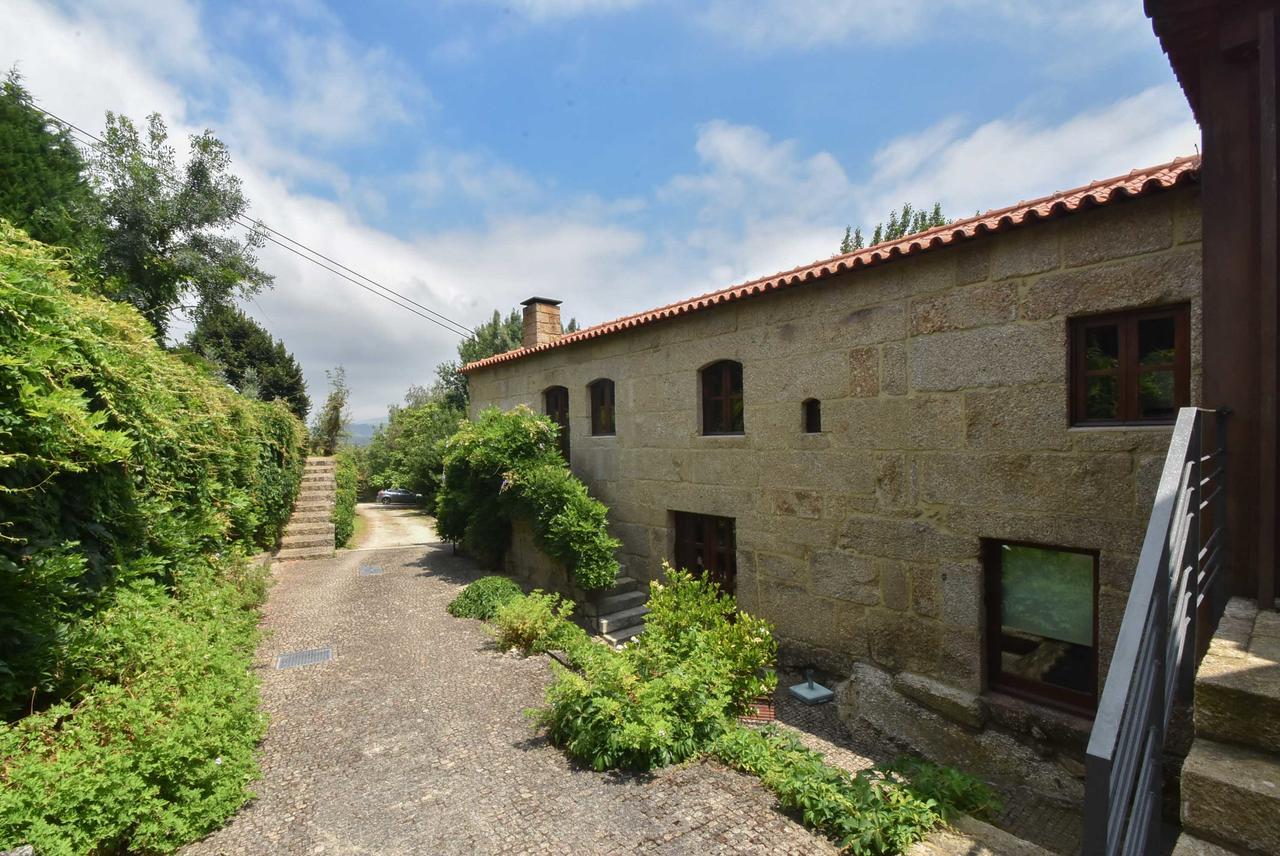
[1084,407,1230,855]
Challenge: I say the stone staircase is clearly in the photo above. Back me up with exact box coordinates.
[1174,598,1280,855]
[274,456,336,561]
[579,574,649,645]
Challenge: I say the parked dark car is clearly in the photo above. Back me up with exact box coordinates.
[376,488,423,505]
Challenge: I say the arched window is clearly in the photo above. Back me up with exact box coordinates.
[701,360,744,435]
[803,398,822,433]
[589,379,616,436]
[544,386,570,461]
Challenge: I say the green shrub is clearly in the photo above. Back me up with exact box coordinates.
[493,590,576,656]
[332,448,358,547]
[0,223,306,851]
[532,565,776,771]
[880,755,1002,821]
[0,555,269,855]
[436,406,620,590]
[447,575,524,620]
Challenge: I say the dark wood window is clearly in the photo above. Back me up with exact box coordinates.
[803,398,821,433]
[673,511,737,593]
[1070,305,1190,426]
[701,360,744,435]
[544,386,570,461]
[984,540,1098,714]
[589,379,615,436]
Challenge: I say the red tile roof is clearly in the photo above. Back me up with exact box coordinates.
[462,155,1201,374]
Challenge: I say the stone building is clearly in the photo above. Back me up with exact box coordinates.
[462,156,1203,797]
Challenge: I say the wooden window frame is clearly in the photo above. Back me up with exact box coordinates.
[983,539,1100,716]
[803,398,822,434]
[1069,304,1191,426]
[588,379,616,436]
[673,511,737,594]
[701,360,744,436]
[543,385,570,461]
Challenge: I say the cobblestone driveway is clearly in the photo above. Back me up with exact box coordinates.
[183,542,835,855]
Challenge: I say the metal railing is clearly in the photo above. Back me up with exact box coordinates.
[1084,407,1230,855]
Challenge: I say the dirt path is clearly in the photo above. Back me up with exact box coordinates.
[183,512,831,855]
[349,502,438,550]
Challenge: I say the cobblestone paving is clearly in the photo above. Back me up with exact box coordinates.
[771,668,1083,856]
[183,544,835,855]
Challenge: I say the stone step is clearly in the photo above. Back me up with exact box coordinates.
[295,501,334,512]
[281,532,334,549]
[291,511,333,524]
[300,475,335,484]
[274,545,335,561]
[580,589,647,618]
[596,604,649,635]
[1181,737,1280,855]
[1195,601,1280,755]
[1170,833,1237,856]
[607,575,642,595]
[285,521,335,536]
[298,488,335,500]
[602,623,644,645]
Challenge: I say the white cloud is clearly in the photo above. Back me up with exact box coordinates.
[481,0,648,21]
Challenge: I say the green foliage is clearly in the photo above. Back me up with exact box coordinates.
[712,726,950,855]
[0,70,100,255]
[434,308,524,410]
[880,755,1002,822]
[365,392,463,505]
[532,566,776,771]
[843,202,948,253]
[185,303,310,420]
[436,406,620,590]
[332,448,358,548]
[0,222,305,712]
[0,557,269,855]
[493,590,576,655]
[310,366,349,455]
[446,576,524,620]
[90,111,271,338]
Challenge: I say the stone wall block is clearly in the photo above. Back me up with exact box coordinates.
[909,281,1019,336]
[834,396,964,450]
[849,346,880,397]
[911,322,1062,392]
[869,609,941,674]
[881,562,911,611]
[839,515,975,563]
[1021,245,1200,321]
[920,451,1134,515]
[875,453,918,510]
[1175,188,1202,244]
[990,229,1062,280]
[758,579,840,648]
[939,560,984,628]
[750,347,851,404]
[754,550,809,585]
[910,563,939,618]
[812,549,881,605]
[938,627,984,693]
[772,488,823,519]
[953,243,992,286]
[838,301,908,346]
[1061,197,1173,267]
[881,341,908,395]
[964,383,1071,451]
[944,507,1146,555]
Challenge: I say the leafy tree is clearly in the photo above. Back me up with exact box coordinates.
[0,69,99,253]
[90,111,272,338]
[365,395,463,503]
[434,308,525,410]
[185,303,310,419]
[840,202,948,253]
[309,366,350,455]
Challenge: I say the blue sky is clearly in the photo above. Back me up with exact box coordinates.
[4,1,1197,419]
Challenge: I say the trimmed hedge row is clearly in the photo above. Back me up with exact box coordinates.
[333,448,358,547]
[436,406,619,590]
[0,222,306,851]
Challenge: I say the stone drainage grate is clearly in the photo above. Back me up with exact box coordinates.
[358,565,384,576]
[275,647,333,669]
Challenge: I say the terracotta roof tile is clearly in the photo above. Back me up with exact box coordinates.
[463,154,1201,374]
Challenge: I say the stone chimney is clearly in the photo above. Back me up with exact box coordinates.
[521,297,563,348]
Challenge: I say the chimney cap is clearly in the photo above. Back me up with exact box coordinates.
[520,296,562,307]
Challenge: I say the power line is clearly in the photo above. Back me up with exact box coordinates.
[29,100,476,339]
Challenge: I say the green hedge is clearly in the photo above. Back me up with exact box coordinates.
[446,576,524,620]
[332,448,358,547]
[436,406,619,590]
[0,222,306,850]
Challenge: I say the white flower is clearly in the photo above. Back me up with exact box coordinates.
[214,757,223,765]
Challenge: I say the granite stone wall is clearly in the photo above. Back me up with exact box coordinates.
[467,187,1202,767]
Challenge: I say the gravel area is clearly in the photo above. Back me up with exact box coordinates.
[182,542,834,855]
[348,503,438,551]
